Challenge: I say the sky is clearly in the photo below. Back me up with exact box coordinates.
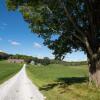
[0,0,87,61]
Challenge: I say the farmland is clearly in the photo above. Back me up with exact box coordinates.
[0,60,22,84]
[27,64,100,100]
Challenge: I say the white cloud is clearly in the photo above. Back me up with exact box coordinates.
[8,40,21,46]
[33,42,42,48]
[11,41,20,46]
[50,54,54,59]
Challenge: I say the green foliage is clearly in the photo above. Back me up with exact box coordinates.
[6,0,100,86]
[32,57,50,65]
[9,54,33,61]
[24,58,32,64]
[6,0,100,60]
[42,57,50,65]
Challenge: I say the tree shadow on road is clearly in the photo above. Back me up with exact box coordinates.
[39,77,88,91]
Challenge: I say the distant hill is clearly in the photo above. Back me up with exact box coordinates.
[0,52,9,60]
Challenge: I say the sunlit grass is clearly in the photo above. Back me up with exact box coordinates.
[0,60,22,84]
[26,64,100,100]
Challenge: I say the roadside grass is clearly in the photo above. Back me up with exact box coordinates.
[0,60,22,84]
[27,64,100,100]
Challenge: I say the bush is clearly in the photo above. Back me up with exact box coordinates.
[42,57,50,65]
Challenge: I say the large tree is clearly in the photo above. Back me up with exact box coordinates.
[6,0,100,86]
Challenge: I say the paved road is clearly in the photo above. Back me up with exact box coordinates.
[0,64,45,100]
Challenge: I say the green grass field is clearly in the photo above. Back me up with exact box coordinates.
[0,60,22,84]
[27,64,100,100]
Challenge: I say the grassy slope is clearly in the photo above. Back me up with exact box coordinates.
[27,64,100,100]
[0,60,22,84]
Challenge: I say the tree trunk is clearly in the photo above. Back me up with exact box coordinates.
[88,58,100,87]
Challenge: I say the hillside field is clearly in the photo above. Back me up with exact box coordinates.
[27,64,100,100]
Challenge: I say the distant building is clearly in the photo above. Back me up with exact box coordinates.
[30,61,35,65]
[8,59,24,63]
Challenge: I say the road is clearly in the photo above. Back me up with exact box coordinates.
[0,64,45,100]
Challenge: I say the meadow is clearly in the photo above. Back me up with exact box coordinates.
[0,60,22,84]
[27,64,100,100]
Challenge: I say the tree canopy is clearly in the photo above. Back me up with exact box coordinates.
[6,0,100,60]
[6,0,100,86]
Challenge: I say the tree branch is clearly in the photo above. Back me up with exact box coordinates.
[58,0,95,56]
[85,0,95,35]
[84,36,93,56]
[72,33,85,44]
[61,1,85,38]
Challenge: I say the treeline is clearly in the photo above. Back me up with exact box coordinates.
[9,54,87,66]
[0,52,9,60]
[9,54,50,65]
[32,57,50,65]
[0,52,87,66]
[50,60,87,66]
[9,54,33,63]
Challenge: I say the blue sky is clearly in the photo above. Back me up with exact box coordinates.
[0,0,87,61]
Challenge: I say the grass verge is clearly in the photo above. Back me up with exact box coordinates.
[26,64,100,100]
[0,60,22,84]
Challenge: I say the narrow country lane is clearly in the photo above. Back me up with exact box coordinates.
[0,64,45,100]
